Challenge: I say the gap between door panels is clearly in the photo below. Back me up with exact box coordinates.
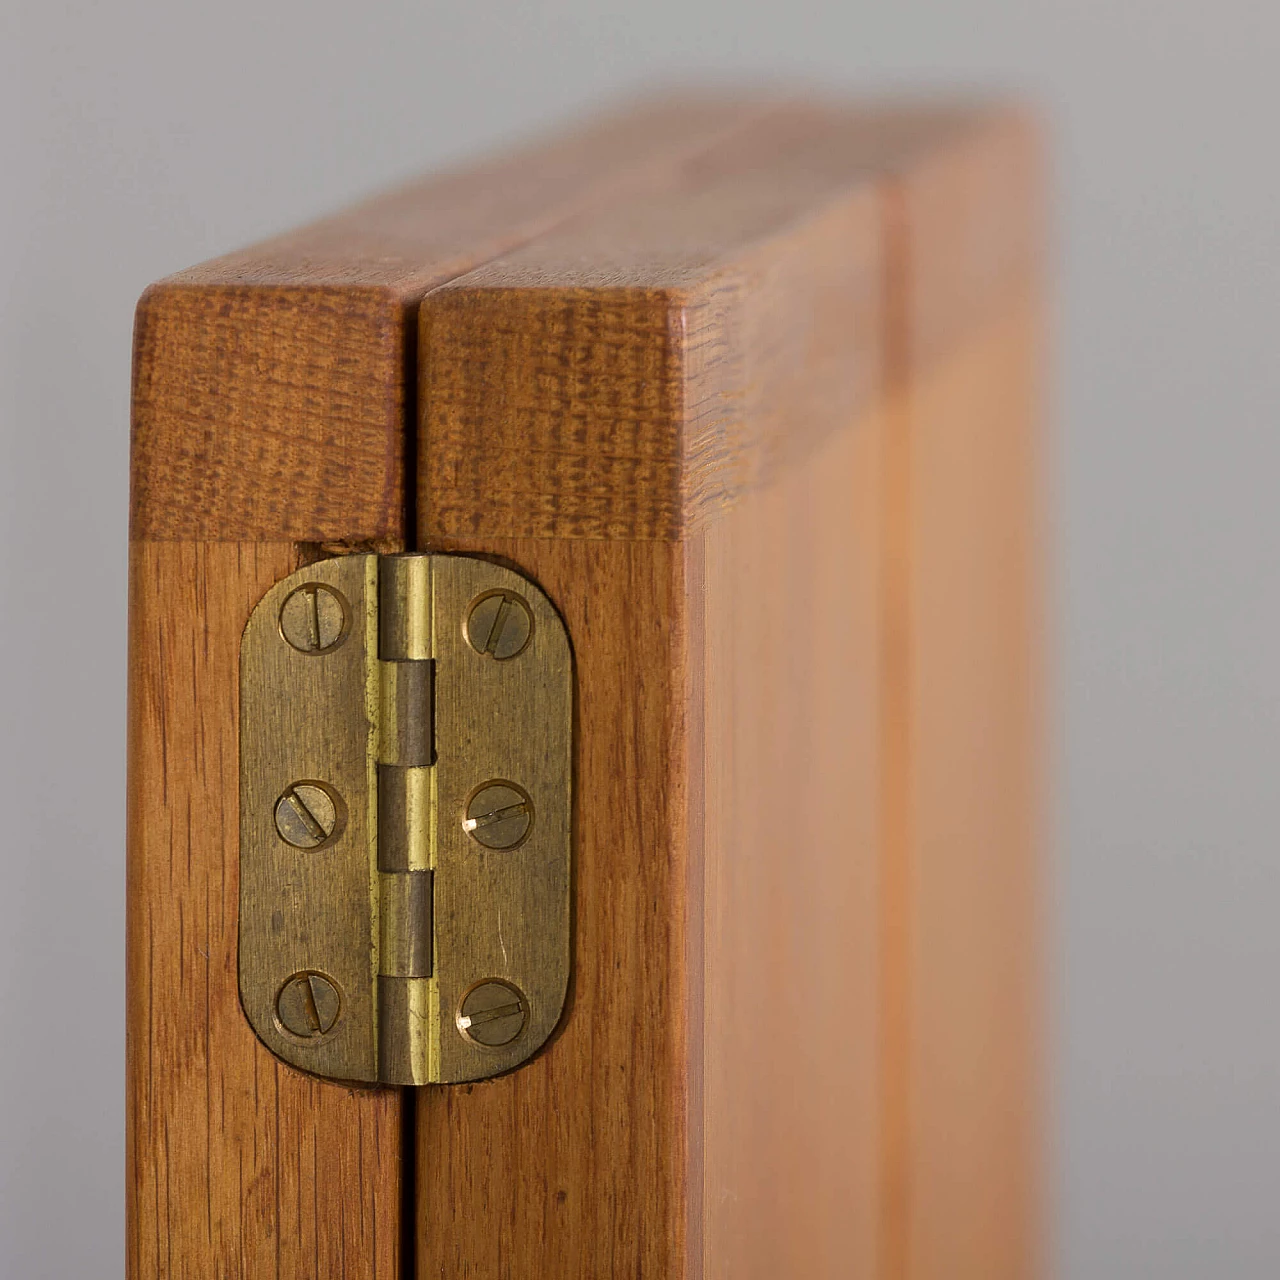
[389,99,793,1280]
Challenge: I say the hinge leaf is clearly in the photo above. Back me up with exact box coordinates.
[239,553,572,1085]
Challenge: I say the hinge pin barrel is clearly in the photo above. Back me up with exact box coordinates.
[379,555,431,660]
[377,557,437,1084]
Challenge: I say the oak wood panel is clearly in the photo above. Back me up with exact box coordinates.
[420,110,944,542]
[896,109,1041,369]
[127,541,402,1280]
[415,103,1041,1280]
[130,92,777,542]
[888,113,1043,1280]
[417,103,1024,545]
[416,538,694,1279]
[415,103,1041,1279]
[412,108,895,1280]
[696,406,884,1279]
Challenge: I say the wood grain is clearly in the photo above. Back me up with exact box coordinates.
[130,91,779,543]
[414,102,1042,1280]
[420,104,1004,541]
[416,538,693,1278]
[412,104,895,1279]
[903,282,1042,1280]
[127,541,402,1280]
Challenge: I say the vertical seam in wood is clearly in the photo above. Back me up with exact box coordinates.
[404,298,421,554]
[400,1064,417,1280]
[683,530,708,1280]
[878,174,913,1280]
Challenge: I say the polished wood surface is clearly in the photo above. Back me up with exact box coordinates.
[128,92,1042,1280]
[413,103,889,1278]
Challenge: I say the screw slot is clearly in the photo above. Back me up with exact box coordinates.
[463,781,533,850]
[457,980,527,1047]
[465,590,533,660]
[279,582,350,654]
[275,971,342,1040]
[274,782,345,849]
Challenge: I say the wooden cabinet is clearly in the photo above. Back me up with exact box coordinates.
[127,91,1042,1279]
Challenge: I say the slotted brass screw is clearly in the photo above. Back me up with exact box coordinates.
[279,582,349,653]
[457,980,527,1047]
[463,782,533,850]
[276,972,342,1038]
[274,783,340,848]
[465,590,533,660]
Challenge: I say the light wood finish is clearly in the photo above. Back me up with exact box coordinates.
[694,408,885,1278]
[416,480,885,1280]
[415,102,1041,1279]
[892,115,1043,1280]
[127,93,1042,1280]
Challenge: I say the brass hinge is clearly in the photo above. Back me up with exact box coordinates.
[238,553,572,1085]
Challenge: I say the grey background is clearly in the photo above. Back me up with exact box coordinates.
[2,1,1276,1275]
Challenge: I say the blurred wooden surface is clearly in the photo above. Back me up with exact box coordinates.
[891,116,1043,1280]
[127,92,1042,1280]
[692,402,885,1278]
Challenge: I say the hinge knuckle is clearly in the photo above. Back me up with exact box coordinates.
[379,870,433,977]
[377,764,432,872]
[378,555,431,660]
[378,975,433,1085]
[379,661,434,767]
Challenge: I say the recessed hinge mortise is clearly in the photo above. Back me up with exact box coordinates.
[238,553,572,1086]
